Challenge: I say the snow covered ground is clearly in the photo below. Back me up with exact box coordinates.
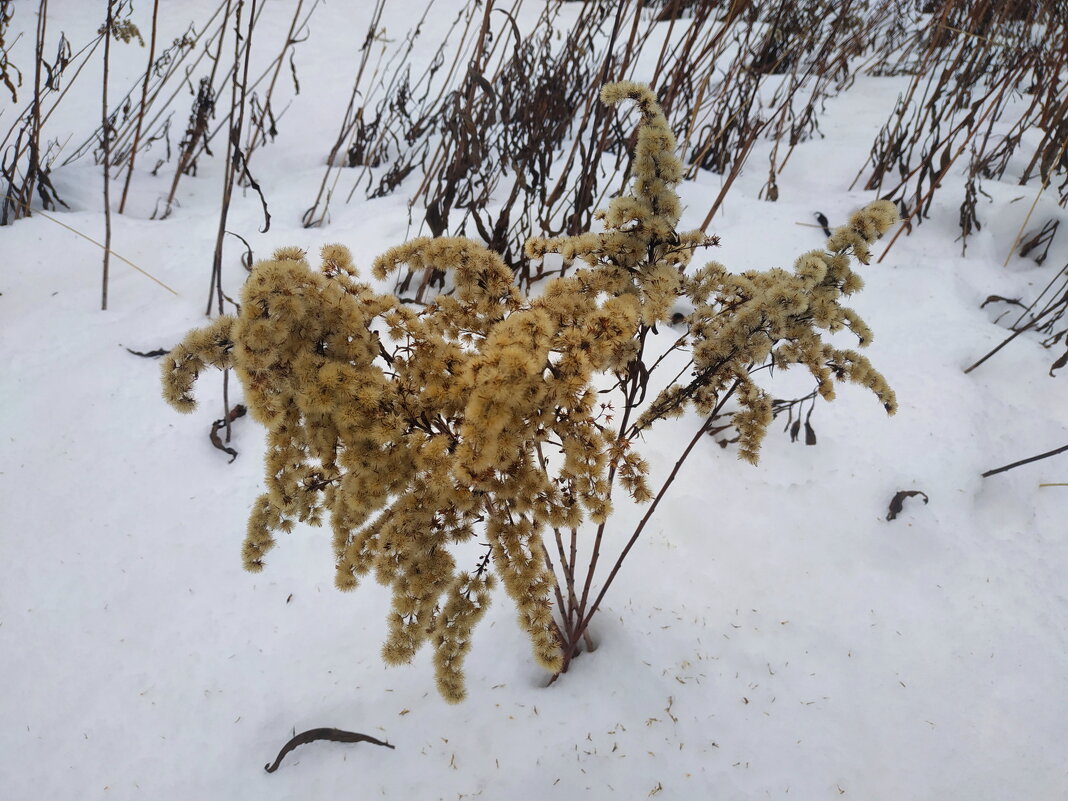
[2,2,1067,799]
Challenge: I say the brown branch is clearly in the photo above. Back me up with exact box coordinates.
[101,0,114,310]
[117,0,159,214]
[982,443,1068,478]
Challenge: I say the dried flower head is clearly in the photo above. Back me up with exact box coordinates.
[162,83,896,702]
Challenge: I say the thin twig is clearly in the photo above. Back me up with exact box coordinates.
[207,0,255,316]
[118,0,158,215]
[982,442,1068,478]
[101,0,114,310]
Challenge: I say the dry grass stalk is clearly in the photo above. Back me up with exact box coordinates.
[117,0,159,214]
[101,0,114,310]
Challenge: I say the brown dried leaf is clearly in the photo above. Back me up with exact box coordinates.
[264,727,395,773]
[886,489,929,521]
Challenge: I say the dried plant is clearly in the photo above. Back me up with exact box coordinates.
[304,0,898,292]
[1,0,71,225]
[100,0,114,311]
[163,83,897,702]
[117,0,159,215]
[58,0,307,222]
[158,4,229,220]
[97,0,140,309]
[855,0,1068,258]
[966,257,1068,376]
[0,0,21,104]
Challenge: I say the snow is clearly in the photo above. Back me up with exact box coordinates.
[2,2,1067,799]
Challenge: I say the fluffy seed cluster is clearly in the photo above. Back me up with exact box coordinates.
[635,199,899,462]
[162,81,896,702]
[529,82,896,463]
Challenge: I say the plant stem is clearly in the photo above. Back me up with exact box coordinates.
[559,379,741,675]
[207,0,254,316]
[982,443,1068,478]
[101,0,113,310]
[573,328,648,628]
[118,0,158,215]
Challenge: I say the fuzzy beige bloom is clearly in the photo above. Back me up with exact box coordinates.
[162,83,896,702]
